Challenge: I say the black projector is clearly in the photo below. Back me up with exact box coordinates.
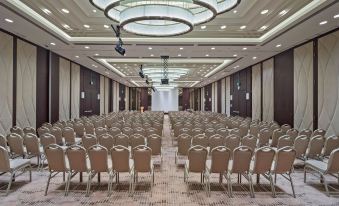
[161,78,169,85]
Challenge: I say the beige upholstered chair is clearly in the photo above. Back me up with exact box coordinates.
[271,129,284,147]
[0,135,7,150]
[241,135,257,152]
[294,135,309,160]
[205,146,232,197]
[286,128,299,141]
[146,127,158,136]
[258,128,270,147]
[134,127,146,137]
[299,129,313,139]
[191,128,204,137]
[40,133,57,150]
[0,146,31,196]
[281,124,291,134]
[84,122,95,135]
[130,134,146,149]
[110,127,122,137]
[23,127,36,135]
[322,135,339,158]
[73,122,85,137]
[191,134,209,148]
[63,127,80,145]
[115,134,129,148]
[10,126,24,137]
[306,135,325,159]
[98,134,115,150]
[82,134,97,150]
[44,144,68,196]
[50,126,63,145]
[132,145,154,195]
[95,127,107,137]
[175,134,192,164]
[216,128,229,137]
[23,133,42,168]
[304,148,339,196]
[37,126,50,137]
[277,135,294,149]
[87,145,113,197]
[42,122,53,130]
[239,124,249,137]
[7,133,25,158]
[249,146,276,197]
[147,134,162,163]
[271,146,296,197]
[229,146,253,197]
[224,134,241,153]
[208,134,224,150]
[229,128,241,136]
[184,145,209,196]
[249,124,259,137]
[205,128,216,138]
[312,129,326,138]
[65,145,89,196]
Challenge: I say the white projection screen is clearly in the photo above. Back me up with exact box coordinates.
[152,88,178,112]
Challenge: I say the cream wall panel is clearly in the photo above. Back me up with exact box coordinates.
[262,59,274,122]
[116,82,120,111]
[294,42,313,131]
[214,82,218,112]
[252,64,261,120]
[211,83,215,112]
[125,86,129,111]
[318,31,339,136]
[59,58,70,121]
[0,32,13,134]
[16,39,36,128]
[201,87,205,111]
[100,75,105,115]
[112,82,116,112]
[221,78,226,114]
[71,63,80,119]
[225,77,231,116]
[105,77,110,113]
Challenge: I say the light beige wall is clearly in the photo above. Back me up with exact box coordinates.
[100,75,105,115]
[211,83,215,112]
[0,31,13,134]
[71,63,80,119]
[221,78,226,114]
[125,86,129,111]
[225,76,231,116]
[105,77,110,113]
[16,39,37,128]
[294,42,313,130]
[262,58,274,122]
[201,87,205,111]
[252,64,261,120]
[59,57,71,121]
[318,30,339,136]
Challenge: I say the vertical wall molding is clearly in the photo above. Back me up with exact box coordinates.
[12,37,17,127]
[313,40,318,130]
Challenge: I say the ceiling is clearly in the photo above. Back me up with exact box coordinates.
[0,0,338,88]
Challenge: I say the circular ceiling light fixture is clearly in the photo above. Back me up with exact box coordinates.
[90,0,240,37]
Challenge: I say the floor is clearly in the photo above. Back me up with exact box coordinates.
[1,115,339,205]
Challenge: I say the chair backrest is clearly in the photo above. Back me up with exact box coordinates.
[73,122,85,137]
[249,124,259,137]
[216,128,229,137]
[37,126,50,137]
[312,128,326,138]
[147,135,161,155]
[299,129,312,139]
[209,146,231,173]
[88,145,108,172]
[322,135,339,157]
[229,128,240,136]
[23,127,36,135]
[327,148,339,173]
[208,134,224,150]
[111,145,131,172]
[224,134,241,152]
[277,135,294,149]
[110,127,122,137]
[293,135,309,158]
[273,146,296,174]
[204,128,215,138]
[84,122,95,135]
[281,124,291,134]
[115,133,129,147]
[66,145,87,172]
[82,134,97,150]
[191,134,209,147]
[191,128,204,136]
[307,135,325,158]
[187,145,208,173]
[7,133,25,156]
[258,128,270,147]
[241,134,257,151]
[252,146,275,174]
[231,146,253,173]
[134,127,146,137]
[10,126,24,137]
[42,122,53,130]
[63,127,76,144]
[45,144,67,172]
[133,145,152,172]
[239,124,249,137]
[271,129,284,147]
[130,134,146,148]
[98,134,115,150]
[177,134,192,156]
[40,133,56,149]
[95,127,107,137]
[23,133,40,155]
[49,126,63,145]
[146,127,158,136]
[0,146,10,172]
[0,135,7,149]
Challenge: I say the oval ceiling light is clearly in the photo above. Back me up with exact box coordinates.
[90,0,241,37]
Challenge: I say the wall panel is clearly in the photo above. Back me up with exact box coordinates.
[221,78,225,113]
[0,31,13,134]
[100,75,105,114]
[59,58,71,121]
[252,64,261,120]
[105,77,110,113]
[225,77,231,116]
[294,42,313,130]
[71,63,80,119]
[262,59,274,122]
[16,39,36,128]
[318,30,339,136]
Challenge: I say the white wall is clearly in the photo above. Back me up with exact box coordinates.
[152,88,178,112]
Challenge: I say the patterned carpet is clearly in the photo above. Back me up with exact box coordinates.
[1,115,339,205]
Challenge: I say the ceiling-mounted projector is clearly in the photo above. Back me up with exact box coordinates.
[161,78,169,85]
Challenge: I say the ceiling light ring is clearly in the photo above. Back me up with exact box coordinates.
[217,0,241,14]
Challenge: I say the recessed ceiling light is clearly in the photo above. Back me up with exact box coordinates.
[252,56,257,60]
[211,47,215,50]
[95,53,99,56]
[63,24,72,30]
[334,14,339,19]
[259,25,268,31]
[148,47,152,50]
[92,64,97,68]
[92,9,97,13]
[83,24,90,28]
[201,25,206,29]
[279,10,288,16]
[261,10,269,14]
[233,54,237,57]
[242,47,247,50]
[205,54,209,57]
[233,10,237,14]
[84,46,90,49]
[75,56,79,58]
[178,54,182,57]
[104,24,109,28]
[42,8,52,15]
[276,44,282,48]
[150,54,154,57]
[4,18,13,23]
[220,25,226,29]
[319,21,327,25]
[61,8,69,14]
[240,25,246,30]
[179,47,184,50]
[50,42,56,46]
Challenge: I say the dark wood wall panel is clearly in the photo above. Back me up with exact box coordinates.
[119,83,126,111]
[80,67,100,116]
[204,84,212,111]
[230,67,251,117]
[182,88,190,110]
[36,47,49,127]
[50,52,59,123]
[194,88,200,111]
[274,50,294,126]
[217,80,222,113]
[140,87,149,110]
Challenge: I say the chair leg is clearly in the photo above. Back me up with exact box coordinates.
[322,175,330,197]
[29,165,32,182]
[45,172,52,196]
[6,173,15,196]
[86,172,92,197]
[65,171,72,196]
[304,167,307,183]
[227,173,233,198]
[108,171,113,197]
[248,174,254,198]
[268,173,276,198]
[288,174,296,198]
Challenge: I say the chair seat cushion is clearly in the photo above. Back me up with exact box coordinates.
[10,159,31,171]
[305,159,327,173]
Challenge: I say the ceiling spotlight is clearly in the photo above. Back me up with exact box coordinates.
[61,8,69,14]
[150,54,154,57]
[276,44,282,48]
[148,47,152,50]
[201,25,206,29]
[75,55,79,58]
[261,10,269,14]
[220,25,226,29]
[63,24,72,30]
[42,8,52,15]
[252,56,257,60]
[104,24,109,28]
[180,47,183,50]
[84,46,90,49]
[240,25,246,30]
[211,47,215,50]
[95,53,99,56]
[83,24,90,28]
[233,54,237,57]
[259,25,268,31]
[334,14,339,19]
[4,18,13,23]
[242,47,247,50]
[233,10,237,14]
[279,10,288,16]
[178,54,182,57]
[205,54,209,57]
[50,42,56,46]
[92,9,97,13]
[92,64,97,68]
[319,21,328,25]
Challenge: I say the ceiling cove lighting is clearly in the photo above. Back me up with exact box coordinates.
[104,24,110,28]
[90,0,241,36]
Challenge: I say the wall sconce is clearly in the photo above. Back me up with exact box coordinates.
[230,95,233,100]
[97,94,100,100]
[246,92,250,100]
[81,92,85,99]
[236,80,241,90]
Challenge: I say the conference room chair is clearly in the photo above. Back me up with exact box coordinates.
[306,135,325,159]
[7,133,25,158]
[184,145,209,196]
[87,144,113,197]
[286,128,299,141]
[205,146,232,197]
[134,127,147,137]
[241,135,257,152]
[0,134,8,150]
[82,134,97,150]
[130,134,146,150]
[42,122,53,130]
[0,146,31,196]
[191,134,209,148]
[44,144,68,196]
[105,118,114,128]
[258,128,271,147]
[73,122,85,138]
[152,123,163,136]
[293,135,309,161]
[65,145,89,196]
[216,128,229,137]
[322,135,339,158]
[110,145,134,195]
[249,124,260,138]
[53,122,64,130]
[132,145,154,196]
[205,128,216,138]
[304,148,339,197]
[208,134,224,151]
[312,128,326,138]
[228,146,253,197]
[146,127,158,137]
[49,126,64,145]
[37,126,50,137]
[239,124,249,137]
[175,134,192,164]
[249,146,276,198]
[229,128,241,137]
[23,133,42,169]
[147,134,162,163]
[63,127,80,145]
[10,126,24,137]
[115,134,129,148]
[277,135,294,149]
[191,128,204,137]
[225,134,241,154]
[269,124,280,136]
[271,129,284,147]
[84,122,95,135]
[40,133,57,150]
[109,127,122,137]
[95,127,107,137]
[271,146,296,198]
[98,134,115,151]
[23,127,36,135]
[299,129,313,139]
[281,124,292,134]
